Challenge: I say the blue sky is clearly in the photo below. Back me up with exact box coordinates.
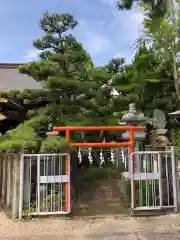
[0,0,143,66]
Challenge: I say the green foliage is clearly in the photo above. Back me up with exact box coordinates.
[22,204,36,220]
[0,123,38,151]
[40,189,65,212]
[174,128,180,157]
[117,0,168,20]
[125,180,159,207]
[80,166,121,183]
[1,7,180,152]
[40,136,71,152]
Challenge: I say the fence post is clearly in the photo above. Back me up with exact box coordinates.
[37,154,40,214]
[0,153,3,199]
[18,153,24,219]
[158,153,163,208]
[68,154,71,213]
[171,146,178,212]
[130,152,135,210]
[1,155,5,204]
[6,155,11,207]
[12,153,21,220]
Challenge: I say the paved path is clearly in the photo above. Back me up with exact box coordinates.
[2,232,180,239]
[1,211,180,239]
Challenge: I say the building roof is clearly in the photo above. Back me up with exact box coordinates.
[0,63,42,90]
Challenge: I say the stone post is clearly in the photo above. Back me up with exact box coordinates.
[1,154,7,205]
[6,155,11,207]
[12,153,21,219]
[0,153,3,199]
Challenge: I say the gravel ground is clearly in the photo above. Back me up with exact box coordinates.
[1,211,180,239]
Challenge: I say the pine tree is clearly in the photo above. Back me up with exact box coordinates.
[0,12,94,152]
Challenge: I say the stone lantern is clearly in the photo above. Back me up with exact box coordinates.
[119,103,147,174]
[120,103,146,142]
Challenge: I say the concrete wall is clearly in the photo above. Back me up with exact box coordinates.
[0,153,21,219]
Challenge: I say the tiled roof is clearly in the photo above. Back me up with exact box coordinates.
[0,63,42,90]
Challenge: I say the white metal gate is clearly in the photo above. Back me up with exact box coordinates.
[19,153,70,218]
[130,147,177,212]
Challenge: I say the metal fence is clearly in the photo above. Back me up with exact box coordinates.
[18,153,70,219]
[0,147,178,219]
[130,147,177,212]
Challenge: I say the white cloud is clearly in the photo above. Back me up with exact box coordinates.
[114,51,134,63]
[23,49,41,61]
[100,0,144,63]
[98,20,106,25]
[22,20,112,64]
[84,33,111,55]
[110,7,143,63]
[100,0,117,7]
[111,7,143,42]
[23,3,143,66]
[101,0,143,42]
[74,19,112,55]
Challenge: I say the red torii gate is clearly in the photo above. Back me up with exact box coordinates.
[52,125,145,212]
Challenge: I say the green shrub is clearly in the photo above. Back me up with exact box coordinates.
[81,166,121,183]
